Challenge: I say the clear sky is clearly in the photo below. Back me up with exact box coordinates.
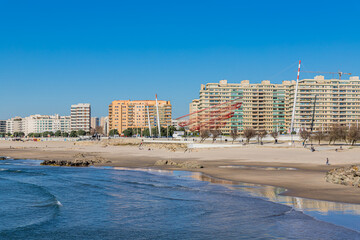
[1,0,359,119]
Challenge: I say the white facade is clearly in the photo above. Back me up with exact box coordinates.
[6,115,71,135]
[100,116,109,135]
[6,117,24,134]
[71,103,91,132]
[23,114,71,135]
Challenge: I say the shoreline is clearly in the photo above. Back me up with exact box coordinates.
[1,140,360,204]
[109,166,360,233]
[7,158,360,233]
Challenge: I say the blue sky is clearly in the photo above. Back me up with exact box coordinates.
[1,0,360,119]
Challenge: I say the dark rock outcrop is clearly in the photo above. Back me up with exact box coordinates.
[0,157,7,160]
[325,165,360,188]
[41,153,110,167]
[41,160,92,167]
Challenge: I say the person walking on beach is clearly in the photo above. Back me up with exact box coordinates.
[326,158,330,165]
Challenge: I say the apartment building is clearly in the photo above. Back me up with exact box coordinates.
[91,117,100,129]
[191,75,360,134]
[6,117,24,134]
[23,114,71,135]
[108,100,172,134]
[5,115,71,135]
[71,103,91,132]
[0,120,6,133]
[287,75,360,132]
[193,79,286,134]
[100,116,109,135]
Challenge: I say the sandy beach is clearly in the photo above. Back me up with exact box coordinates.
[1,139,360,204]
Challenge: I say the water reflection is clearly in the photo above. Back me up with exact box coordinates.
[105,166,360,232]
[190,172,360,215]
[219,165,297,171]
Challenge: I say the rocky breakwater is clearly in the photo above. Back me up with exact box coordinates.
[41,153,111,167]
[325,165,360,188]
[155,159,204,169]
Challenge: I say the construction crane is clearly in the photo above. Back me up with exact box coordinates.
[310,95,317,133]
[301,71,351,80]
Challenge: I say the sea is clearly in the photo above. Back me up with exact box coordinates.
[0,158,360,240]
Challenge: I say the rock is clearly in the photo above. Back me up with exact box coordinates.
[0,157,7,160]
[154,160,178,166]
[179,161,204,169]
[41,160,91,167]
[40,153,107,167]
[325,165,360,188]
[154,159,204,169]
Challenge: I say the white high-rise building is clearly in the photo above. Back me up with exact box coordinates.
[100,116,109,135]
[6,115,71,135]
[71,103,91,132]
[23,114,71,135]
[6,117,24,134]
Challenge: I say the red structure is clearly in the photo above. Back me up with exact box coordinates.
[176,98,242,132]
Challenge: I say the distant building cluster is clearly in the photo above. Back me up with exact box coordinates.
[190,76,360,134]
[0,103,107,136]
[3,74,360,138]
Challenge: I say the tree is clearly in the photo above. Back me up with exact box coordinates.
[123,128,133,137]
[95,126,104,135]
[299,129,310,145]
[70,131,78,138]
[179,127,187,136]
[167,126,177,137]
[28,133,34,137]
[109,129,119,137]
[328,124,347,145]
[55,130,62,137]
[312,131,326,145]
[347,125,360,146]
[77,130,86,136]
[270,131,278,144]
[200,129,210,143]
[142,128,150,137]
[230,128,239,144]
[257,130,268,144]
[42,131,54,137]
[34,133,41,138]
[338,125,348,143]
[90,128,96,136]
[328,126,338,144]
[210,129,222,143]
[62,132,69,137]
[14,132,25,137]
[243,128,256,144]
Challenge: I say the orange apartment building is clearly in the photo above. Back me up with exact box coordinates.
[108,100,172,134]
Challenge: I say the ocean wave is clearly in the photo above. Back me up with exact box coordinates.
[0,168,47,176]
[0,177,60,233]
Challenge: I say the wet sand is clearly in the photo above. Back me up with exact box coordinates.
[1,140,360,204]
